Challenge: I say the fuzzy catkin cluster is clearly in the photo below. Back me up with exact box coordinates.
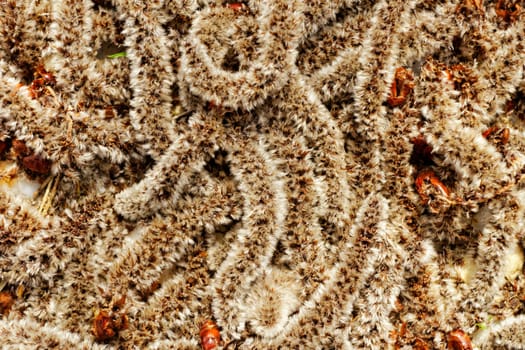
[1,0,525,349]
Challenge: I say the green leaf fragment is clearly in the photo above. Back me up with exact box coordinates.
[475,322,487,330]
[107,52,127,59]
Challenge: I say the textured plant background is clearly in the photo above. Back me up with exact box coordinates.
[1,0,525,349]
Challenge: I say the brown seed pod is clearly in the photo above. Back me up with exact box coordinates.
[200,320,221,350]
[482,126,510,145]
[414,338,430,350]
[11,139,29,157]
[28,79,45,99]
[447,329,473,350]
[387,67,415,107]
[22,154,51,175]
[496,0,522,22]
[455,0,484,15]
[93,310,116,341]
[482,125,499,139]
[28,64,56,99]
[93,309,128,342]
[104,106,116,119]
[0,291,15,316]
[415,169,450,207]
[501,128,510,145]
[35,64,56,86]
[0,138,9,157]
[226,2,246,11]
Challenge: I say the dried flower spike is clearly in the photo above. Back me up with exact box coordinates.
[387,67,414,107]
[200,320,221,350]
[447,329,473,350]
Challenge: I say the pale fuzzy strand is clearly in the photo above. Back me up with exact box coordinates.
[113,114,222,220]
[351,0,419,142]
[341,219,408,349]
[416,63,522,204]
[119,14,175,157]
[245,106,329,338]
[461,196,524,320]
[179,0,306,110]
[398,1,460,65]
[105,215,198,298]
[205,222,244,273]
[475,19,525,121]
[211,128,288,336]
[107,172,238,298]
[398,238,461,346]
[256,112,326,262]
[147,338,200,350]
[0,318,107,350]
[302,4,375,100]
[16,195,129,339]
[46,0,130,105]
[473,315,525,349]
[137,275,204,341]
[289,72,351,231]
[34,0,136,171]
[123,242,211,347]
[0,192,60,287]
[269,194,388,347]
[381,107,467,345]
[0,1,52,65]
[300,0,352,37]
[243,267,303,340]
[308,45,361,103]
[0,60,20,95]
[339,109,417,348]
[340,0,419,199]
[245,0,354,45]
[298,0,376,75]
